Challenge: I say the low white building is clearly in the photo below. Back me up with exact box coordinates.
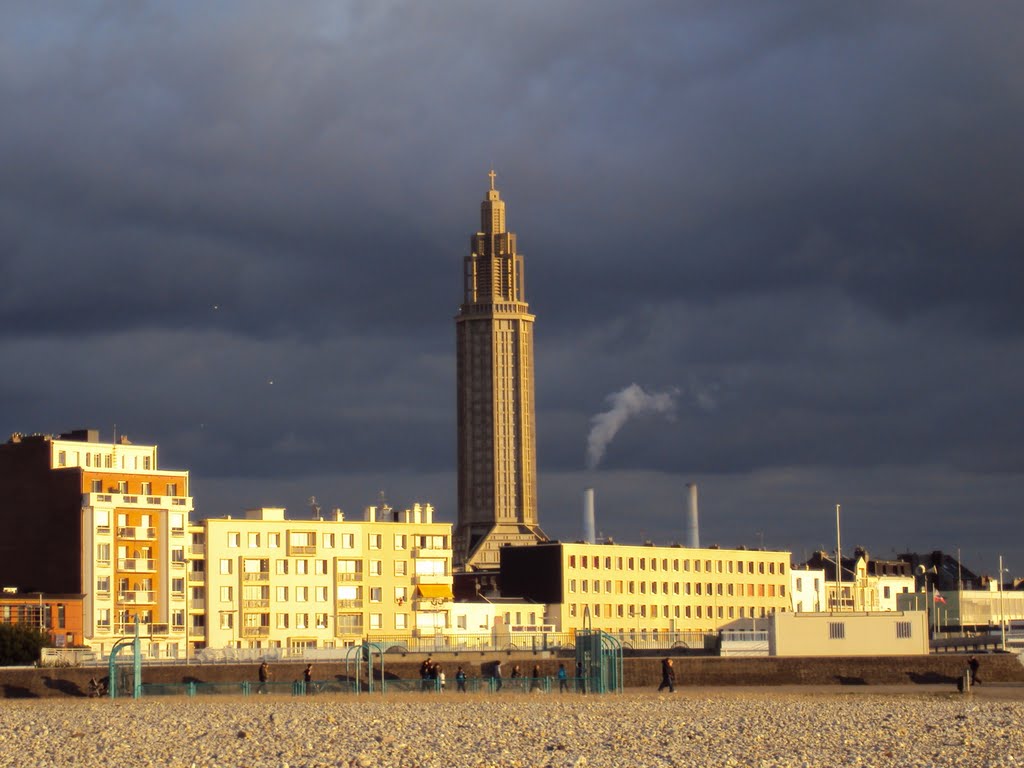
[771,610,929,656]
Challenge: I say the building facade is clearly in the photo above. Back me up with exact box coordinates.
[198,505,454,651]
[790,567,827,613]
[454,172,546,569]
[500,542,792,635]
[0,430,193,658]
[0,589,84,648]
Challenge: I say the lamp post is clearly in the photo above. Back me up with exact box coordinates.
[999,555,1006,651]
[834,504,842,613]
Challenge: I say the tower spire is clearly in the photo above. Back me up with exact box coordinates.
[488,169,497,191]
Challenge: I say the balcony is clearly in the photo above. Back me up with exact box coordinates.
[336,571,363,583]
[242,572,270,583]
[335,624,364,637]
[118,526,157,541]
[411,575,450,585]
[336,599,363,609]
[190,599,206,611]
[243,599,270,609]
[287,544,317,557]
[114,622,172,636]
[117,558,157,572]
[118,590,156,605]
[414,599,451,612]
[86,492,193,509]
[412,546,453,558]
[188,571,206,584]
[240,626,270,638]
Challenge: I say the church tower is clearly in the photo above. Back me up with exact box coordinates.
[454,171,547,569]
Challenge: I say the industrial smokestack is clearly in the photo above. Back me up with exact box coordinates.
[583,488,596,544]
[685,483,700,548]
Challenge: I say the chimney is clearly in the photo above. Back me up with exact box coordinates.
[685,483,700,548]
[582,488,596,544]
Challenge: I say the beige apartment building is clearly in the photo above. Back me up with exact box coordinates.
[0,430,193,659]
[195,505,454,651]
[500,542,792,634]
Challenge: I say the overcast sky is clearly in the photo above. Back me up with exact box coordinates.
[2,2,1022,577]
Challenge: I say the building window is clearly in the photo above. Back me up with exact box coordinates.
[828,622,846,640]
[315,613,328,629]
[227,533,239,548]
[248,533,260,548]
[97,543,111,564]
[395,613,408,630]
[370,587,382,603]
[568,580,576,593]
[220,586,233,603]
[297,560,308,575]
[368,534,382,550]
[267,532,280,548]
[315,586,328,602]
[394,561,408,577]
[117,480,128,494]
[296,587,309,602]
[277,613,289,629]
[219,559,233,575]
[315,559,327,575]
[369,613,382,630]
[140,482,152,495]
[171,547,185,563]
[276,559,288,575]
[394,534,406,550]
[341,533,354,549]
[296,613,308,629]
[896,621,913,639]
[276,586,288,601]
[370,561,382,577]
[172,578,185,594]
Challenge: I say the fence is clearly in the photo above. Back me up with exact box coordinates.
[136,675,587,698]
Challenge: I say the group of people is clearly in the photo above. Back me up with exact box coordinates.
[252,656,682,695]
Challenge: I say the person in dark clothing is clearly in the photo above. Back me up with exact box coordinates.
[575,662,585,694]
[493,660,503,692]
[557,663,569,693]
[420,656,433,692]
[455,665,467,692]
[968,656,981,685]
[510,664,521,679]
[303,664,314,694]
[258,661,270,694]
[530,664,543,692]
[658,657,676,693]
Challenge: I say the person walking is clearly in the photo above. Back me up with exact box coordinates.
[968,655,981,686]
[530,663,543,692]
[420,656,433,692]
[493,660,503,692]
[455,665,467,693]
[557,663,569,693]
[658,657,676,693]
[575,662,585,694]
[258,661,270,694]
[303,664,314,694]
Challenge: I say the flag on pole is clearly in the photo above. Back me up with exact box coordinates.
[934,591,946,604]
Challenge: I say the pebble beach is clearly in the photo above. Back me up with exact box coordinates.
[0,689,1020,768]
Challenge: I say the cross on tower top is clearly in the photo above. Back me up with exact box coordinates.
[488,169,497,191]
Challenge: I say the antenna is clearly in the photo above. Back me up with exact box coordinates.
[308,496,322,521]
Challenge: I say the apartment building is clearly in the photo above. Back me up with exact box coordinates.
[790,567,827,612]
[196,505,453,651]
[500,542,792,634]
[805,549,915,612]
[0,430,193,658]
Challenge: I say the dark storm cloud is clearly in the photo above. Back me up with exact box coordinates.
[1,2,1023,571]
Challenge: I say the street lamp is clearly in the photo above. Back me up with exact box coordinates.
[999,555,1008,651]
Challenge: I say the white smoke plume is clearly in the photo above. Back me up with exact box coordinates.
[586,383,679,470]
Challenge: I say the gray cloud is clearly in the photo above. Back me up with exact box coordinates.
[1,1,1022,573]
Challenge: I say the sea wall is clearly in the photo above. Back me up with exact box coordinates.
[2,652,1022,698]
